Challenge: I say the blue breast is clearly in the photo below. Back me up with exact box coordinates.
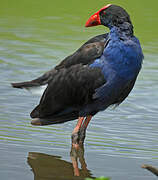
[90,30,143,82]
[89,27,144,103]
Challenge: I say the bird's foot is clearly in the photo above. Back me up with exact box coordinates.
[71,132,81,149]
[71,129,86,148]
[71,116,92,148]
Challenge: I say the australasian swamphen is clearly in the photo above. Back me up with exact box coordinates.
[12,4,144,147]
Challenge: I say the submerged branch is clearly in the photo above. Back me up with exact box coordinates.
[142,164,158,177]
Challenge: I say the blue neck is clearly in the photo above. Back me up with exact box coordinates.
[109,22,133,40]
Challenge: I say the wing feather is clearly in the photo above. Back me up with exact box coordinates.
[31,64,106,119]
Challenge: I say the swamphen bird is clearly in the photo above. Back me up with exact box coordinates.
[12,4,144,147]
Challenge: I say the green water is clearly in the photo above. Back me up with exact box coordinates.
[0,0,158,180]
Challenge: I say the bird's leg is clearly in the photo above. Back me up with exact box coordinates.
[71,116,92,147]
[71,117,84,148]
[78,115,92,144]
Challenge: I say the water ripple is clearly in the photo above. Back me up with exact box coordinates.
[0,16,158,161]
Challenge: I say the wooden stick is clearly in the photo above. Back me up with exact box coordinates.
[142,164,158,176]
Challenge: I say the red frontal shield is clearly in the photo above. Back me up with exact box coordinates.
[85,4,111,27]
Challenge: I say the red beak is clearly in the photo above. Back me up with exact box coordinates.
[85,4,112,27]
[85,11,101,27]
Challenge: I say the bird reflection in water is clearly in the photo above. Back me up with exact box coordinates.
[27,145,94,180]
[70,144,89,177]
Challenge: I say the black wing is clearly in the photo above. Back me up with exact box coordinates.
[55,33,108,69]
[30,64,106,124]
[11,34,108,88]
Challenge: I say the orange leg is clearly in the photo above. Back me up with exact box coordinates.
[82,115,92,129]
[72,117,84,134]
[72,117,84,148]
[71,116,92,147]
[78,115,92,144]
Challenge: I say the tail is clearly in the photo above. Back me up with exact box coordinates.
[11,68,57,89]
[30,105,78,125]
[31,112,78,126]
[11,81,40,89]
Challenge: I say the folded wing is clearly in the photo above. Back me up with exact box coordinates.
[11,34,108,89]
[30,64,106,124]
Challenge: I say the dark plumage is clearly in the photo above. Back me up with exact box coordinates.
[12,34,107,88]
[30,65,105,122]
[12,4,144,146]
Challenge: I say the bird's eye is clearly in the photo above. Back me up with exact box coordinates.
[102,10,106,15]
